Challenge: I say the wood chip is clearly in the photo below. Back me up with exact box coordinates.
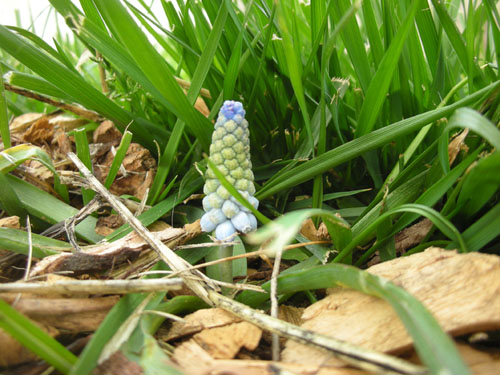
[193,321,262,358]
[282,248,500,366]
[165,308,242,341]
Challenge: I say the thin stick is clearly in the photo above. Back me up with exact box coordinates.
[4,84,103,123]
[24,216,33,281]
[13,216,34,307]
[0,278,184,295]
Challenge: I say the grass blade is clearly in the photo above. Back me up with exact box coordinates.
[104,130,133,189]
[0,227,70,257]
[0,63,11,148]
[355,0,422,136]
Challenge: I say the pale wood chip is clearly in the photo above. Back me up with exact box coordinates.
[165,308,241,341]
[0,216,20,229]
[193,321,262,358]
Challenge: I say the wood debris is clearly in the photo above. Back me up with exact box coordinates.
[167,308,262,371]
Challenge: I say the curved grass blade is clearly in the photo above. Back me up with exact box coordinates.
[0,299,77,374]
[246,208,349,258]
[0,143,68,201]
[335,203,467,263]
[457,151,500,218]
[0,172,29,220]
[439,108,500,172]
[453,202,500,252]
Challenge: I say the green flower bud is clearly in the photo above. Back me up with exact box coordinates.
[221,148,236,160]
[222,134,237,147]
[223,120,237,132]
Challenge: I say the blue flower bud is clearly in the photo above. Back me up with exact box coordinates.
[231,211,257,233]
[215,220,236,240]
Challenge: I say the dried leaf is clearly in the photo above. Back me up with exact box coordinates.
[93,120,122,146]
[30,227,185,276]
[394,219,434,253]
[22,116,54,145]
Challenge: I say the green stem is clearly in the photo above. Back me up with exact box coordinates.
[206,244,234,295]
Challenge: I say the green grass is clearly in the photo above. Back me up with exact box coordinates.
[1,0,499,374]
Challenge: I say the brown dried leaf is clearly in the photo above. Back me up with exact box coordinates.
[49,115,88,132]
[282,248,500,366]
[189,360,368,375]
[95,214,125,237]
[9,113,44,134]
[299,219,331,241]
[194,97,210,118]
[95,143,156,200]
[448,129,469,166]
[22,116,54,145]
[30,227,185,276]
[93,120,122,146]
[278,305,304,326]
[171,340,215,373]
[394,219,434,254]
[299,218,318,241]
[0,294,118,333]
[53,129,73,157]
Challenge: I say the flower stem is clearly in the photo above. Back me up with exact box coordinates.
[206,244,233,295]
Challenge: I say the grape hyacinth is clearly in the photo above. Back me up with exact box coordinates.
[200,100,258,241]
